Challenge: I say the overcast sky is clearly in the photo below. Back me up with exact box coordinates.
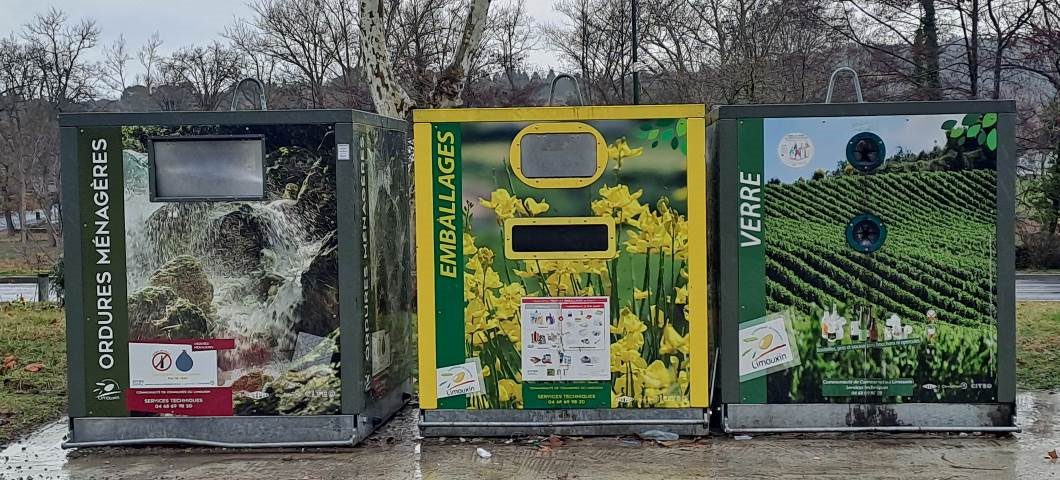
[0,0,566,79]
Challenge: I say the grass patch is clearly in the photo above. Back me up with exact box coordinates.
[0,302,66,445]
[0,232,60,275]
[1017,301,1060,390]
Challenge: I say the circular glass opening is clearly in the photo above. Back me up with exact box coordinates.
[846,214,887,253]
[846,132,886,172]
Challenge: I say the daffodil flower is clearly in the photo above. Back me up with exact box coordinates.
[660,324,689,355]
[479,188,526,221]
[674,286,688,305]
[498,379,522,404]
[523,198,550,216]
[606,137,644,171]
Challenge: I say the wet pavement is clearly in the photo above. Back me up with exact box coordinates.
[1017,274,1060,301]
[3,391,1060,479]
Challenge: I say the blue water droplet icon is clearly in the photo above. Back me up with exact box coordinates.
[175,350,194,372]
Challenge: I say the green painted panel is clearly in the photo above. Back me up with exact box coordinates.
[78,127,129,416]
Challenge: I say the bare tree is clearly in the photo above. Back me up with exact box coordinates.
[486,0,536,89]
[101,35,131,94]
[985,0,1037,99]
[545,0,636,104]
[137,32,164,94]
[21,7,100,108]
[163,42,243,111]
[822,0,947,100]
[231,0,357,108]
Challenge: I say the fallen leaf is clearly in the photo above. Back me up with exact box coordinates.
[1047,449,1058,460]
[23,363,44,373]
[546,434,564,448]
[1,355,16,372]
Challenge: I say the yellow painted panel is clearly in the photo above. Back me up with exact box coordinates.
[686,117,710,408]
[413,122,438,409]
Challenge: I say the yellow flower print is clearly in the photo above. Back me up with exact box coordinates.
[498,379,523,404]
[481,365,491,377]
[479,188,526,221]
[499,318,521,345]
[611,344,647,373]
[523,198,550,216]
[491,283,525,321]
[634,288,649,300]
[660,324,689,355]
[463,232,478,256]
[674,286,688,305]
[642,360,681,405]
[592,185,647,224]
[606,137,644,170]
[615,307,647,336]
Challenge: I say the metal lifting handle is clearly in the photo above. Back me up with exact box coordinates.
[825,67,865,103]
[547,73,585,106]
[230,77,268,111]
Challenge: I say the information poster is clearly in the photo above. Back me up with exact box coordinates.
[127,339,234,416]
[521,297,610,381]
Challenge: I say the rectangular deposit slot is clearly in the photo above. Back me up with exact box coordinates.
[149,135,266,202]
[505,217,615,259]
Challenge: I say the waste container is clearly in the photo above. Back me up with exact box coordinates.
[413,105,710,436]
[708,101,1018,432]
[59,109,414,446]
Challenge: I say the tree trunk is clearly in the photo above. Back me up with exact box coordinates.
[433,0,492,108]
[992,37,1003,99]
[3,209,15,235]
[968,0,980,98]
[915,0,942,100]
[358,0,491,117]
[18,174,27,243]
[359,0,415,118]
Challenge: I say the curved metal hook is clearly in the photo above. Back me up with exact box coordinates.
[547,74,585,106]
[230,77,268,111]
[825,67,865,103]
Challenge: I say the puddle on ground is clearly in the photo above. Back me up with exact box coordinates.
[1,393,1058,480]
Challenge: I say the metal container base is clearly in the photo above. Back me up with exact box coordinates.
[724,403,1018,433]
[420,408,711,437]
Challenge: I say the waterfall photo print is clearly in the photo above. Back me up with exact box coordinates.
[119,123,343,417]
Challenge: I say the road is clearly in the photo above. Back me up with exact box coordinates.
[1017,274,1060,301]
[2,391,1059,480]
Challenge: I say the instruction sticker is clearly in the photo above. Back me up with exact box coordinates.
[521,297,610,382]
[128,339,233,388]
[337,143,351,161]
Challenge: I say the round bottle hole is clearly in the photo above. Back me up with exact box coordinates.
[846,132,886,172]
[846,213,887,253]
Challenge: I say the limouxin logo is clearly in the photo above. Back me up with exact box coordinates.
[738,312,801,382]
[93,379,121,401]
[741,326,788,366]
[436,361,483,399]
